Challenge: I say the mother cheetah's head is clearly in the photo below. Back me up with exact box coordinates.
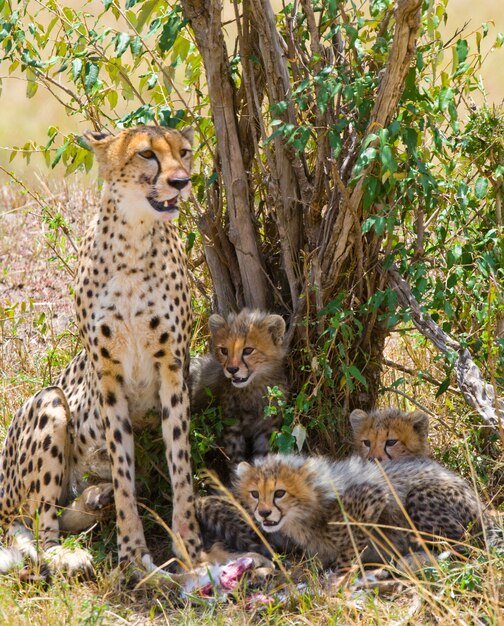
[84,125,194,224]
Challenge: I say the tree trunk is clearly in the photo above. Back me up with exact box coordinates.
[180,0,269,313]
[182,0,424,414]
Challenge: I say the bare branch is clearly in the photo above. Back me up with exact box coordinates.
[388,265,504,428]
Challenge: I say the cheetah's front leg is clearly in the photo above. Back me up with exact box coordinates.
[99,379,150,570]
[159,364,202,564]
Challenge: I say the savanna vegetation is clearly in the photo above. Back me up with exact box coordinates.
[0,0,503,623]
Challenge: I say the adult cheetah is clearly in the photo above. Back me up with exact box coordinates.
[0,125,202,577]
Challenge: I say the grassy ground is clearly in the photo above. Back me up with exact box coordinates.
[1,180,504,624]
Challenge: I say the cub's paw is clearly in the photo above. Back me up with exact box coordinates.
[45,545,94,579]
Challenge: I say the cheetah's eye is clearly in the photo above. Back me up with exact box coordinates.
[180,148,191,158]
[274,489,286,499]
[138,150,155,160]
[242,347,254,356]
[219,346,228,356]
[250,490,259,499]
[385,439,398,447]
[362,440,371,448]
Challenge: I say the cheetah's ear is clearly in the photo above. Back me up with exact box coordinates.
[409,411,429,437]
[349,409,368,433]
[180,127,194,145]
[82,130,115,152]
[264,314,286,346]
[208,314,227,337]
[235,461,252,479]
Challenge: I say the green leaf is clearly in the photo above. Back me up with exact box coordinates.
[446,273,458,289]
[353,146,377,177]
[26,78,38,98]
[106,89,118,109]
[438,87,454,110]
[84,62,99,93]
[71,58,82,82]
[380,145,397,173]
[455,39,468,65]
[274,432,296,454]
[135,0,159,31]
[115,32,130,57]
[51,139,70,168]
[185,231,196,252]
[347,365,368,388]
[362,215,385,236]
[436,377,451,398]
[363,176,379,210]
[147,72,158,89]
[76,135,91,150]
[158,15,186,53]
[130,36,142,56]
[474,176,489,199]
[403,127,418,156]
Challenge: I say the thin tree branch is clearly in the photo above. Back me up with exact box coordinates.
[388,265,504,428]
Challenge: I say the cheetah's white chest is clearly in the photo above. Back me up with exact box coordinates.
[98,275,167,421]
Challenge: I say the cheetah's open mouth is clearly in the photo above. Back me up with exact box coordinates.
[262,519,280,529]
[231,375,250,387]
[147,195,179,213]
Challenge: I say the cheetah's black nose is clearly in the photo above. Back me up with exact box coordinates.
[169,177,190,190]
[258,508,272,519]
[227,366,239,375]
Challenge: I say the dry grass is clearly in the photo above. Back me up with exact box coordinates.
[1,181,504,624]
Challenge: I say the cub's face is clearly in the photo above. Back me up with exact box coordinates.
[208,310,286,388]
[84,126,193,224]
[235,457,314,533]
[350,408,429,461]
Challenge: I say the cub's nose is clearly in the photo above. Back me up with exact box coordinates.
[226,366,239,375]
[258,507,272,519]
[169,177,190,190]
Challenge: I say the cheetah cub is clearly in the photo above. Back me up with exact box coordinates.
[190,309,288,467]
[350,408,430,461]
[0,126,201,578]
[234,453,488,569]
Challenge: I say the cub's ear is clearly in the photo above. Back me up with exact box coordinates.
[265,314,286,346]
[208,314,227,336]
[180,126,194,145]
[82,130,115,152]
[235,461,252,479]
[409,411,429,437]
[349,409,368,433]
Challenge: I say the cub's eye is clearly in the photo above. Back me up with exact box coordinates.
[362,440,371,448]
[385,439,398,447]
[242,347,254,356]
[219,347,228,356]
[180,148,191,158]
[274,489,286,499]
[139,150,155,159]
[250,490,259,499]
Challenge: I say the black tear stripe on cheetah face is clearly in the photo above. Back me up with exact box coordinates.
[0,126,202,578]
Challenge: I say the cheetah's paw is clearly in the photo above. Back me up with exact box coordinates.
[45,545,95,579]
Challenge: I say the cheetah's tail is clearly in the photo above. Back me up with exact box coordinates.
[0,524,51,583]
